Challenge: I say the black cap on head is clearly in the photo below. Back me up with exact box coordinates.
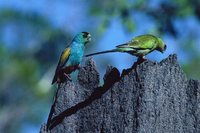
[82,31,89,35]
[82,32,90,38]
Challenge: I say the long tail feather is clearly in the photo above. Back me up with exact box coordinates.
[51,72,57,84]
[85,49,118,57]
[116,43,129,48]
[52,67,60,84]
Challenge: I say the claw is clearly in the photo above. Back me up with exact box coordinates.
[77,65,81,70]
[63,73,72,81]
[57,77,61,83]
[137,56,146,63]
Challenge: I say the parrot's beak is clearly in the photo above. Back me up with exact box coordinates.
[87,34,91,42]
[160,44,167,53]
[162,44,167,53]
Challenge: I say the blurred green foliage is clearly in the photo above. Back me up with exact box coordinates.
[0,8,69,133]
[0,0,200,133]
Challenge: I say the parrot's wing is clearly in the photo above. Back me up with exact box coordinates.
[52,47,71,84]
[57,47,71,69]
[117,35,156,50]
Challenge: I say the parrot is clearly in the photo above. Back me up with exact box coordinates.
[52,32,91,84]
[85,34,166,60]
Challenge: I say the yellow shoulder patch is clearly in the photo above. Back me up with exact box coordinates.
[60,48,70,65]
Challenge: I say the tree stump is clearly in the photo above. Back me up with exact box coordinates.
[40,54,200,133]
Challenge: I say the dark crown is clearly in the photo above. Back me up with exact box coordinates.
[82,32,89,38]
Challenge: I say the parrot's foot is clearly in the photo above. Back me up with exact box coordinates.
[57,77,61,83]
[130,56,147,70]
[139,56,147,61]
[136,57,146,64]
[77,65,81,70]
[64,73,72,81]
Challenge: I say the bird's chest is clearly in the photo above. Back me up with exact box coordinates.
[68,46,84,65]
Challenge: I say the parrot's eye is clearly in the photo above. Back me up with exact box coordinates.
[164,45,167,51]
[82,32,89,38]
[81,32,91,44]
[83,34,87,38]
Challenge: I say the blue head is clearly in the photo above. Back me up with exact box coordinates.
[73,32,91,45]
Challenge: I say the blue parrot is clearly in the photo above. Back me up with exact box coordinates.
[52,32,91,84]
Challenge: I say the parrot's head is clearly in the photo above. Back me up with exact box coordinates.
[74,32,91,45]
[156,38,167,53]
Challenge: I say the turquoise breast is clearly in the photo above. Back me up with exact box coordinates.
[67,42,84,66]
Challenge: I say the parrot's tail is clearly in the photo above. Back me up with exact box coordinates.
[85,49,118,57]
[52,68,60,84]
[51,73,57,84]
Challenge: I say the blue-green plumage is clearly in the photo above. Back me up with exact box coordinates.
[52,32,91,84]
[67,41,85,66]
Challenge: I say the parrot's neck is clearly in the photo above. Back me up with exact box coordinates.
[71,42,85,50]
[73,37,84,44]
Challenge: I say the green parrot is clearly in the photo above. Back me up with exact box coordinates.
[85,34,166,59]
[52,32,91,84]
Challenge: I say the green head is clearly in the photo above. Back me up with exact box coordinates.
[73,32,91,45]
[156,38,167,53]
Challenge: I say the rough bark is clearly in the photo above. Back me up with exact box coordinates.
[40,54,200,133]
